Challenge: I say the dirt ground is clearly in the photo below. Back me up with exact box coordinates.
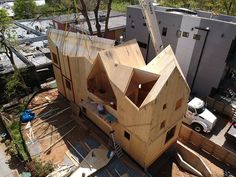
[148,141,236,177]
[22,89,88,164]
[22,89,236,177]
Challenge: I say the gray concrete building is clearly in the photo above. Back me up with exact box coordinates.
[126,5,236,98]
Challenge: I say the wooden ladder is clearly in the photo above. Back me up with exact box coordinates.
[110,131,123,158]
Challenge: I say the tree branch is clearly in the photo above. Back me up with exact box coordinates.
[94,0,102,37]
[104,0,112,38]
[78,0,93,35]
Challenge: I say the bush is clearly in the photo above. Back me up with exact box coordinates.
[4,70,29,101]
[8,120,29,160]
[25,159,54,177]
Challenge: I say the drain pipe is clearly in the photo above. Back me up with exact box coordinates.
[191,27,210,91]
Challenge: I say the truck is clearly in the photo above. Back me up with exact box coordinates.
[183,97,217,133]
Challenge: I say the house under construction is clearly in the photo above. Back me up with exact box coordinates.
[47,29,190,169]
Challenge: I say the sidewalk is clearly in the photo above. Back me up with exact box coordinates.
[0,121,20,177]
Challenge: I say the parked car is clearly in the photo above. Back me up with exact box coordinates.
[183,97,217,133]
[225,121,236,147]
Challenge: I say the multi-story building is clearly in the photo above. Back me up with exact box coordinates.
[48,29,190,169]
[126,5,236,97]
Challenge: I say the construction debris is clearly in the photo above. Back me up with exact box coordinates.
[33,106,70,127]
[38,119,74,140]
[46,164,74,177]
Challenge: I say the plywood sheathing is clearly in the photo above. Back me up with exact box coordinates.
[98,39,145,68]
[47,29,190,169]
[47,29,114,61]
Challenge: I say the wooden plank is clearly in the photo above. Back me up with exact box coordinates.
[179,125,192,141]
[212,145,228,161]
[65,151,79,167]
[33,107,70,127]
[190,131,204,147]
[53,65,65,96]
[225,153,236,167]
[38,119,74,139]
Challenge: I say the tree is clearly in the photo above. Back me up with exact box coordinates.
[77,0,113,37]
[0,9,29,101]
[13,0,37,19]
[159,0,236,16]
[0,9,16,70]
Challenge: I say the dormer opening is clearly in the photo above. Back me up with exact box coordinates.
[125,69,159,107]
[87,59,117,110]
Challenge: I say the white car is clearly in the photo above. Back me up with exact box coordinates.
[183,97,217,133]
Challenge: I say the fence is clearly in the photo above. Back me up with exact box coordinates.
[206,97,235,120]
[179,125,236,168]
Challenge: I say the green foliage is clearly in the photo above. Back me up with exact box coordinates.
[8,119,29,160]
[0,9,13,52]
[13,0,37,19]
[0,9,12,33]
[159,0,236,16]
[5,70,29,101]
[25,159,55,177]
[36,3,68,17]
[109,0,139,12]
[112,1,130,12]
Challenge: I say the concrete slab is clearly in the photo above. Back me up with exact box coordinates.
[28,140,42,156]
[0,145,15,177]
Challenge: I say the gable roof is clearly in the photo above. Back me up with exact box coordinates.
[139,46,190,107]
[96,45,189,109]
[47,29,115,61]
[48,29,189,109]
[98,39,145,68]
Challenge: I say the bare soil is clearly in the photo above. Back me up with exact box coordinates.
[22,89,236,177]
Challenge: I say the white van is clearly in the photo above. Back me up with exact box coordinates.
[183,97,217,133]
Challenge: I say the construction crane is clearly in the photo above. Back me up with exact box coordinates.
[139,0,163,55]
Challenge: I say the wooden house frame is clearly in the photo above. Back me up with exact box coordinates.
[47,29,190,169]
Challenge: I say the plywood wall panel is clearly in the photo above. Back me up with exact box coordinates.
[145,120,182,168]
[63,76,74,102]
[53,65,65,96]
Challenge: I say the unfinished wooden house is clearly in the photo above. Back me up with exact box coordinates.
[47,29,190,169]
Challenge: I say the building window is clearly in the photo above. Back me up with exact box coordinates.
[175,98,183,110]
[160,120,166,129]
[124,131,130,140]
[65,79,71,90]
[182,32,189,38]
[163,104,167,110]
[176,30,182,38]
[162,27,167,36]
[137,41,147,49]
[165,126,176,144]
[193,34,201,40]
[52,52,58,64]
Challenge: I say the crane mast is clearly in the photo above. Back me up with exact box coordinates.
[139,0,163,55]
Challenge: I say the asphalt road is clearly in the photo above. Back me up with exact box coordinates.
[203,114,236,153]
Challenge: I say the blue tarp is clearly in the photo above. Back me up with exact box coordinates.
[21,109,35,123]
